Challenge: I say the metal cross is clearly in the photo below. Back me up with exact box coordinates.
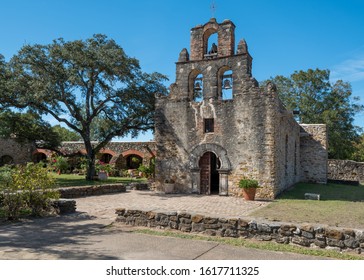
[210,0,216,18]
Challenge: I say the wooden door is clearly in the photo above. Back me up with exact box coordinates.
[199,152,211,194]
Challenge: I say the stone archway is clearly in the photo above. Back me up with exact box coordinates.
[189,143,231,195]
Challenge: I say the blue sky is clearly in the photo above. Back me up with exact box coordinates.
[1,0,364,141]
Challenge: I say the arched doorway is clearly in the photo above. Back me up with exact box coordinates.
[32,152,47,163]
[99,153,113,164]
[189,143,231,196]
[126,155,143,169]
[0,155,14,166]
[199,152,221,195]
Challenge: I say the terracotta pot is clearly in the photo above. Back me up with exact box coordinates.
[164,183,175,194]
[242,188,256,200]
[98,171,108,180]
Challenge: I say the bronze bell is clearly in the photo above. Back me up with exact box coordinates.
[223,79,232,89]
[194,81,202,91]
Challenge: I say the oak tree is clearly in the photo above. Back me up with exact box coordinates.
[3,34,167,179]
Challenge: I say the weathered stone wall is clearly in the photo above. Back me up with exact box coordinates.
[155,19,327,199]
[0,138,156,168]
[58,184,126,198]
[328,159,364,183]
[51,199,77,214]
[0,138,34,165]
[272,102,302,196]
[190,18,235,61]
[300,124,328,184]
[59,141,156,169]
[155,80,289,197]
[115,209,364,253]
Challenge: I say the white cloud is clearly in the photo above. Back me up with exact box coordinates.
[332,55,364,82]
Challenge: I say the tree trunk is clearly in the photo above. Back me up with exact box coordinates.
[84,140,96,181]
[86,157,96,180]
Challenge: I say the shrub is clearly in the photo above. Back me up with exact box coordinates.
[0,163,60,219]
[138,165,152,178]
[95,160,115,174]
[51,155,69,174]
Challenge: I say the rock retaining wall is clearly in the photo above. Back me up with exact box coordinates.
[59,184,126,198]
[115,209,364,253]
[51,199,77,214]
[328,159,364,183]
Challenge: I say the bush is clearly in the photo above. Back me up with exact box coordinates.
[51,155,69,174]
[0,166,12,202]
[0,163,60,219]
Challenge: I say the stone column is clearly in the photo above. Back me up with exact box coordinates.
[190,168,201,194]
[218,169,229,196]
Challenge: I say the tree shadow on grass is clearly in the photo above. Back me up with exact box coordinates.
[0,213,120,260]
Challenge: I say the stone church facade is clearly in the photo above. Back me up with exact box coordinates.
[154,18,327,199]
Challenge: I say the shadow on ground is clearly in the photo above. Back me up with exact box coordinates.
[0,213,119,259]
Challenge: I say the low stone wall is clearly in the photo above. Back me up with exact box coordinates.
[59,184,126,198]
[130,183,149,190]
[51,199,77,214]
[115,209,364,253]
[328,159,364,183]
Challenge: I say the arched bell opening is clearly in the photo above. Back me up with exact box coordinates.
[218,66,233,100]
[203,28,218,59]
[188,70,204,102]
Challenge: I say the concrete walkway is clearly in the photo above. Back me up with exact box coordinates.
[0,190,329,260]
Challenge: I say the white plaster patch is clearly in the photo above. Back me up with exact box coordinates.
[208,99,217,119]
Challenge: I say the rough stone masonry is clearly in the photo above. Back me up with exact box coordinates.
[116,208,364,253]
[154,18,328,199]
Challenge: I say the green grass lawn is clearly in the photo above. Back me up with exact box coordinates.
[251,183,364,229]
[53,173,146,187]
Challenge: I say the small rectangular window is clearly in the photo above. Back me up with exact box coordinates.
[204,118,214,133]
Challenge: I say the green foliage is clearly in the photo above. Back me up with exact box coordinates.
[12,163,60,216]
[0,54,10,109]
[238,178,259,189]
[95,160,115,174]
[52,125,81,141]
[51,155,69,173]
[0,111,61,150]
[351,134,364,162]
[263,69,363,159]
[0,163,60,220]
[138,165,153,178]
[0,165,14,207]
[137,158,155,178]
[2,34,168,180]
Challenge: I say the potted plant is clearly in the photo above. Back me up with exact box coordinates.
[164,178,175,194]
[239,178,260,201]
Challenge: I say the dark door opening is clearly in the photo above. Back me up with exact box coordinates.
[199,152,220,195]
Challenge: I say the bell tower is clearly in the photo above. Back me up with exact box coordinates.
[175,18,253,102]
[155,18,327,198]
[190,18,235,60]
